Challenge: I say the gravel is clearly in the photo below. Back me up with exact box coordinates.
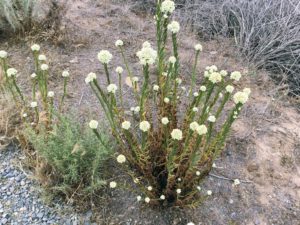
[0,144,94,225]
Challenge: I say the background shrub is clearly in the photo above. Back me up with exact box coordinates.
[24,115,113,202]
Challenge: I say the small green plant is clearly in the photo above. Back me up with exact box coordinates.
[24,115,112,201]
[86,0,251,207]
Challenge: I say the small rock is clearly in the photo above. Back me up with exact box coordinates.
[247,163,259,172]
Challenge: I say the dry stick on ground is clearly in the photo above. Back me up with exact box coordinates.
[209,173,253,184]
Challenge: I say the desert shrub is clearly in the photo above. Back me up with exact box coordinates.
[24,115,112,200]
[86,0,250,207]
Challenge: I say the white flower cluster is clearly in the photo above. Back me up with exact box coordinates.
[194,44,203,51]
[89,120,98,129]
[153,84,159,91]
[40,64,49,71]
[62,70,70,77]
[161,0,175,14]
[208,115,216,123]
[122,121,131,130]
[85,72,97,84]
[233,88,250,104]
[171,129,182,140]
[189,122,208,135]
[161,117,169,125]
[208,72,222,83]
[136,41,157,65]
[169,56,176,64]
[230,71,242,81]
[31,44,40,52]
[38,54,47,61]
[97,50,113,64]
[116,154,126,164]
[0,50,8,58]
[30,101,38,108]
[107,83,118,94]
[47,91,55,98]
[139,121,151,132]
[167,21,180,33]
[7,68,17,77]
[226,85,234,93]
[116,66,123,74]
[115,40,123,47]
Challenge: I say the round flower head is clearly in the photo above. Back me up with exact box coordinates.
[121,121,131,130]
[197,186,201,191]
[176,189,181,194]
[233,179,240,186]
[0,50,8,58]
[107,84,118,94]
[196,171,200,176]
[187,222,195,225]
[116,154,126,164]
[200,85,207,92]
[226,85,234,93]
[136,42,157,65]
[193,92,199,97]
[30,101,37,108]
[89,120,98,129]
[160,195,166,200]
[171,129,183,140]
[85,72,97,84]
[62,70,70,78]
[169,56,176,64]
[161,0,175,14]
[194,44,203,51]
[132,76,139,83]
[147,186,153,191]
[207,190,212,195]
[181,86,186,91]
[230,71,242,81]
[220,70,228,77]
[40,64,48,71]
[115,40,123,47]
[164,97,170,103]
[38,54,47,61]
[192,107,198,112]
[176,78,182,85]
[137,196,142,201]
[233,91,249,104]
[208,115,216,123]
[243,88,251,95]
[161,117,169,125]
[23,113,27,118]
[153,85,159,91]
[134,106,140,113]
[167,21,180,33]
[116,66,123,74]
[145,197,150,203]
[97,50,113,64]
[189,121,199,131]
[208,65,218,72]
[47,91,54,98]
[162,72,168,77]
[7,68,17,77]
[139,121,151,132]
[31,44,40,52]
[109,181,117,188]
[31,73,37,79]
[204,71,209,78]
[196,124,207,135]
[209,72,222,83]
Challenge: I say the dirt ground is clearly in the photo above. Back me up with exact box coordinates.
[0,0,299,224]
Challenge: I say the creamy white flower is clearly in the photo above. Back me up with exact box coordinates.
[177,178,182,182]
[147,186,153,191]
[130,107,135,112]
[212,163,217,168]
[137,196,142,201]
[7,68,17,77]
[30,102,37,108]
[233,91,248,104]
[207,190,212,195]
[22,113,27,118]
[107,83,118,94]
[160,195,166,200]
[233,179,240,186]
[139,121,151,132]
[176,189,181,194]
[85,72,97,84]
[62,70,70,77]
[200,85,206,92]
[171,129,183,140]
[169,56,176,64]
[192,107,198,112]
[31,44,40,51]
[196,186,201,191]
[196,124,207,135]
[109,181,117,188]
[176,78,182,84]
[208,115,216,123]
[194,44,203,51]
[161,0,175,14]
[193,92,199,97]
[47,91,54,98]
[187,223,195,225]
[0,50,8,58]
[134,106,140,113]
[196,171,200,176]
[164,97,170,103]
[181,86,186,91]
[167,21,180,33]
[38,54,46,61]
[40,64,48,71]
[220,70,228,77]
[89,120,98,129]
[153,85,159,91]
[117,154,126,163]
[161,117,169,125]
[116,66,123,74]
[136,42,157,65]
[97,50,113,64]
[145,197,150,203]
[132,76,139,83]
[162,72,168,77]
[209,72,222,83]
[204,71,210,78]
[115,40,123,47]
[163,14,168,19]
[230,71,242,81]
[31,73,37,79]
[121,121,131,130]
[189,121,199,131]
[134,178,139,184]
[243,88,251,95]
[226,85,234,93]
[209,65,218,72]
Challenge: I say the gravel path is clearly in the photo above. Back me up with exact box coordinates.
[0,145,93,225]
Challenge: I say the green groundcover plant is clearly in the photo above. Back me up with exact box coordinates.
[86,0,251,207]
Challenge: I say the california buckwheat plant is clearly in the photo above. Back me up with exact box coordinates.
[86,0,250,207]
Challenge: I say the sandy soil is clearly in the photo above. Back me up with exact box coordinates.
[0,0,299,224]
